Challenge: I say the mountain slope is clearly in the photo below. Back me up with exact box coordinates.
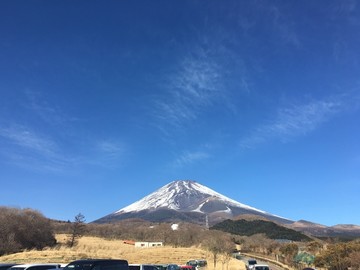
[93,180,293,225]
[211,219,312,241]
[287,220,360,238]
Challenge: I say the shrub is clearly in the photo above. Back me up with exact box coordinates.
[0,207,56,255]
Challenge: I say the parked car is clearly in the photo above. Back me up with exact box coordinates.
[179,266,195,270]
[253,264,270,270]
[0,264,18,270]
[185,260,207,269]
[152,265,167,270]
[246,259,257,270]
[129,264,158,270]
[10,264,63,270]
[166,265,180,270]
[62,259,129,270]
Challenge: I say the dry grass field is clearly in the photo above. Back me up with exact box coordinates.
[0,234,244,270]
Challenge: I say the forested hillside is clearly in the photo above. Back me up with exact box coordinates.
[211,219,312,241]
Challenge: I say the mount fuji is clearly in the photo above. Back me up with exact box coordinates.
[94,180,293,226]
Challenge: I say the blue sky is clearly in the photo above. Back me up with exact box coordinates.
[1,1,359,226]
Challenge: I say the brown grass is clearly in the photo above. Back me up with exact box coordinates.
[0,235,245,270]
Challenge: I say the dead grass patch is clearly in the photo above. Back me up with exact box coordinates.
[0,234,244,270]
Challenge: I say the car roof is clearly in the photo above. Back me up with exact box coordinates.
[12,265,60,267]
[68,260,127,263]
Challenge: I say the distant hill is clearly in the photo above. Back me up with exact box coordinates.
[287,220,360,238]
[210,219,312,241]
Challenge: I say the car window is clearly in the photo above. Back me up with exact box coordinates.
[255,267,269,270]
[64,263,93,270]
[29,266,59,270]
[93,263,128,270]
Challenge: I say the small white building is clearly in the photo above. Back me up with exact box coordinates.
[134,241,163,248]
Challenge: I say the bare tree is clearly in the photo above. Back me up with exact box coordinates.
[67,213,86,247]
[203,230,234,269]
[350,251,360,270]
[0,207,56,255]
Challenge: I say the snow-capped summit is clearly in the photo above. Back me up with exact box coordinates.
[94,180,292,225]
[117,180,266,214]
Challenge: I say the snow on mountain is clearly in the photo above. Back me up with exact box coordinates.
[94,180,293,225]
[93,180,360,236]
[115,180,266,214]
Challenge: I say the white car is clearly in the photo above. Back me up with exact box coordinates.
[129,264,159,270]
[10,264,62,270]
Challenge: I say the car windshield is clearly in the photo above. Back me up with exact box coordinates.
[64,262,127,270]
[64,262,94,270]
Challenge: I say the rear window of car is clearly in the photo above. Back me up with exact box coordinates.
[143,266,157,270]
[255,266,269,270]
[29,266,59,270]
[65,262,128,270]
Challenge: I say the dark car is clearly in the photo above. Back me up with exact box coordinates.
[0,264,18,270]
[186,260,207,269]
[246,259,257,270]
[63,259,128,270]
[153,265,167,270]
[165,265,179,270]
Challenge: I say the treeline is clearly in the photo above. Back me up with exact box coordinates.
[0,207,56,255]
[53,218,211,247]
[53,218,236,268]
[315,241,360,270]
[3,206,360,270]
[211,219,311,241]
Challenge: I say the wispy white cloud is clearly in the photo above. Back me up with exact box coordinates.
[240,97,345,149]
[0,124,127,172]
[269,5,300,47]
[24,90,73,126]
[154,45,232,129]
[0,125,59,158]
[174,150,210,167]
[94,140,126,165]
[0,125,69,171]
